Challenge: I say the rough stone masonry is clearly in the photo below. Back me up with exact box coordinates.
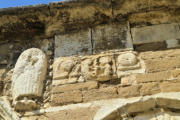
[1,0,180,120]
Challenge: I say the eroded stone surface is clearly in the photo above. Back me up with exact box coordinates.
[92,24,133,53]
[116,51,144,77]
[12,48,47,111]
[55,29,92,57]
[53,57,81,85]
[132,23,180,45]
[81,53,117,82]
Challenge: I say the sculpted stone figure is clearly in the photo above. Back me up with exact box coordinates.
[116,52,143,77]
[53,57,81,85]
[81,54,116,81]
[12,48,47,111]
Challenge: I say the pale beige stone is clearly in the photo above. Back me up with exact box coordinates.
[116,52,144,78]
[0,97,20,120]
[81,53,117,81]
[122,97,156,114]
[118,52,137,66]
[83,86,117,102]
[140,49,180,60]
[134,111,156,120]
[53,57,80,85]
[144,57,180,73]
[136,71,171,83]
[118,85,141,98]
[140,82,161,96]
[160,80,180,93]
[52,81,98,93]
[51,90,82,106]
[12,48,47,110]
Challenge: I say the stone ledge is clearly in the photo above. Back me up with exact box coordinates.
[21,92,180,120]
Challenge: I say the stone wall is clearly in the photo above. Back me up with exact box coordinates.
[1,0,180,120]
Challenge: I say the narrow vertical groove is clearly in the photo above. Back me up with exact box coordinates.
[128,21,134,50]
[111,0,114,19]
[90,28,94,55]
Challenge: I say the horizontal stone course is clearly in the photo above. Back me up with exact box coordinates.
[51,90,82,106]
[144,57,180,73]
[140,82,161,96]
[121,69,180,85]
[140,49,180,60]
[52,81,98,93]
[160,80,180,93]
[83,86,117,102]
[118,85,141,98]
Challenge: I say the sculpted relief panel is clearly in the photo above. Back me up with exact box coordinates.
[53,51,144,84]
[81,53,117,82]
[53,57,81,85]
[12,48,47,111]
[116,52,144,78]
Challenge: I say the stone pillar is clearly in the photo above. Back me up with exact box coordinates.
[12,48,47,111]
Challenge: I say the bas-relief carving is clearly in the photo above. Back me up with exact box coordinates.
[53,57,81,85]
[53,51,144,84]
[81,54,117,82]
[12,48,47,111]
[116,52,144,78]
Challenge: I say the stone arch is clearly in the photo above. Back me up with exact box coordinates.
[94,92,180,120]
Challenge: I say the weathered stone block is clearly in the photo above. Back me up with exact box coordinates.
[83,86,117,102]
[171,69,180,79]
[156,98,180,110]
[166,39,180,48]
[121,97,156,114]
[12,48,47,111]
[92,24,133,53]
[135,71,171,83]
[118,85,140,98]
[121,75,136,85]
[52,81,98,94]
[132,23,180,45]
[51,90,82,106]
[116,51,145,78]
[55,29,92,57]
[140,49,180,60]
[160,81,180,92]
[81,53,117,81]
[22,107,98,120]
[140,82,160,96]
[144,57,180,73]
[53,57,81,85]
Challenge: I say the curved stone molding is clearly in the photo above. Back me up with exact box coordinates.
[94,92,180,120]
[22,92,180,120]
[12,48,47,111]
